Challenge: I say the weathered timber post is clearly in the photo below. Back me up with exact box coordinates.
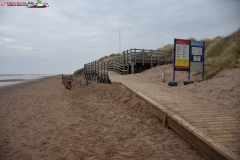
[113,58,115,72]
[94,60,96,77]
[96,61,99,80]
[84,64,88,86]
[129,49,132,65]
[165,54,167,65]
[135,48,137,65]
[90,62,92,78]
[88,62,90,78]
[123,51,125,65]
[150,49,153,68]
[92,61,94,78]
[101,63,103,83]
[126,50,128,64]
[104,63,106,83]
[142,49,144,66]
[131,60,134,74]
[106,62,108,83]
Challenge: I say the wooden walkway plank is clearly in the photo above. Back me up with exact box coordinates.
[108,71,240,160]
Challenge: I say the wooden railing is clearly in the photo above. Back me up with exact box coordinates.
[83,48,173,83]
[84,61,109,83]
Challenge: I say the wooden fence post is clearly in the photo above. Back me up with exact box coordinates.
[84,64,88,86]
[165,54,166,65]
[131,60,134,74]
[106,62,108,83]
[142,49,144,66]
[134,48,136,65]
[113,58,115,72]
[151,49,153,68]
[101,63,103,83]
[103,63,105,83]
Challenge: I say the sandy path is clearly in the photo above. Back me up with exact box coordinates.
[0,77,206,159]
[134,65,240,119]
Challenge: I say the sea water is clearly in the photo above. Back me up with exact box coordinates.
[0,74,55,87]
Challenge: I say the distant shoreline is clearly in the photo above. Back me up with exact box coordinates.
[0,79,27,82]
[0,76,58,89]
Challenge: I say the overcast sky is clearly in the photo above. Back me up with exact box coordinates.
[0,0,239,74]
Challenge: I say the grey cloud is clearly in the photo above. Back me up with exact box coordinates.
[0,0,239,74]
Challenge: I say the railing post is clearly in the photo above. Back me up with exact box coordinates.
[134,48,136,65]
[123,51,125,65]
[129,49,132,64]
[142,49,144,66]
[84,64,88,86]
[106,62,108,83]
[101,63,103,83]
[165,54,166,65]
[89,62,90,79]
[151,49,153,68]
[95,60,96,77]
[90,62,92,78]
[104,63,106,83]
[113,58,115,72]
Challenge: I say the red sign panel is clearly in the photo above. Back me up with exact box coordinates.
[174,39,190,71]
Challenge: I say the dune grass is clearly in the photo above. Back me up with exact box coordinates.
[98,53,118,63]
[203,28,240,79]
[156,44,174,55]
[73,68,84,75]
[73,28,240,79]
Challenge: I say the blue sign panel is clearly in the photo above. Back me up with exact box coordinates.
[189,40,205,80]
[190,40,205,62]
[190,40,204,47]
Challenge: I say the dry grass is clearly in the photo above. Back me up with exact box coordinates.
[98,53,118,63]
[73,28,240,78]
[73,68,84,75]
[156,44,174,55]
[203,28,240,79]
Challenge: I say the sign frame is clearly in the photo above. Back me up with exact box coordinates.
[172,38,205,82]
[173,38,190,81]
[189,40,205,81]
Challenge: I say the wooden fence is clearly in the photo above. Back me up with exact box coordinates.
[62,75,85,89]
[84,61,109,83]
[84,48,173,83]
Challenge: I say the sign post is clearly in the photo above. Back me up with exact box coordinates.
[168,38,205,86]
[190,40,205,81]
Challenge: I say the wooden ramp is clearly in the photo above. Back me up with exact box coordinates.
[108,71,240,160]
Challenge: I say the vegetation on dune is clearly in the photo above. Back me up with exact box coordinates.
[73,54,118,75]
[156,38,195,54]
[98,53,118,63]
[73,68,84,75]
[73,28,240,79]
[203,28,240,79]
[156,44,174,55]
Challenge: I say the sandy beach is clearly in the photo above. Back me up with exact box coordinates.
[0,76,207,159]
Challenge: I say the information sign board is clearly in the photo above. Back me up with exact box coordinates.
[190,40,205,77]
[171,39,205,83]
[174,39,190,71]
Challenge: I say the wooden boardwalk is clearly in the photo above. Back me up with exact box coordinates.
[108,71,240,160]
[84,49,172,83]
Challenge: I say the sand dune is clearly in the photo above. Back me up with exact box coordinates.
[0,76,206,159]
[134,64,240,119]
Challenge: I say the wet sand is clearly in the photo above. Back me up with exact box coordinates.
[0,76,206,159]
